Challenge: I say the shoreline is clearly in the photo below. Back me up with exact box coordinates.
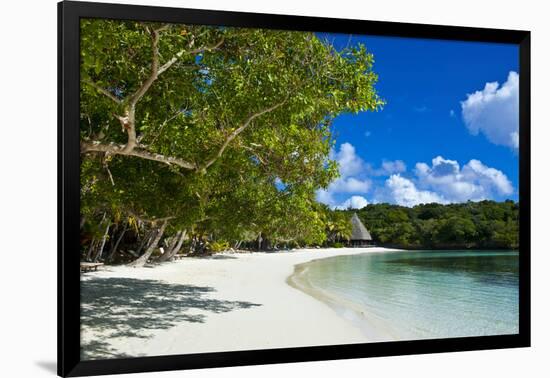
[288,249,520,343]
[287,259,404,342]
[80,247,401,360]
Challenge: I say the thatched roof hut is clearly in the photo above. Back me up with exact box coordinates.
[350,213,372,245]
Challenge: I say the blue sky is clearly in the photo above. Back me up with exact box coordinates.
[315,33,519,209]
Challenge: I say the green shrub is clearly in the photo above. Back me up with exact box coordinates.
[208,241,230,253]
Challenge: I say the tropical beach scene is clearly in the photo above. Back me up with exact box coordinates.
[79,19,519,360]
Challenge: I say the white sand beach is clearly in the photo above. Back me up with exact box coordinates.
[80,247,399,359]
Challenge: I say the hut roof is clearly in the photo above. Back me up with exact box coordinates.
[350,213,372,241]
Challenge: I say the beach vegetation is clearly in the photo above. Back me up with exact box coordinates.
[79,19,382,264]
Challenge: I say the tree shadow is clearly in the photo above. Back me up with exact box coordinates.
[80,277,261,360]
[203,255,238,260]
[80,339,134,360]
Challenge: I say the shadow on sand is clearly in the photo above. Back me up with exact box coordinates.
[80,277,261,360]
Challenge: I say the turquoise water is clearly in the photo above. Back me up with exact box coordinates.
[294,250,518,340]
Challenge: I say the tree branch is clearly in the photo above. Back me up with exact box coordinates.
[158,38,225,76]
[81,141,196,170]
[83,80,122,104]
[147,109,185,147]
[127,211,175,225]
[200,99,287,171]
[120,26,166,154]
[81,99,285,173]
[81,28,286,176]
[128,27,162,108]
[241,145,268,165]
[85,29,225,163]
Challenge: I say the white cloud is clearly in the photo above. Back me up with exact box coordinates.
[318,145,515,208]
[316,189,335,205]
[331,142,365,177]
[380,160,407,175]
[414,156,514,202]
[364,159,407,177]
[450,109,455,117]
[385,174,447,207]
[317,143,371,198]
[462,159,514,195]
[335,195,369,210]
[317,143,415,208]
[461,71,519,150]
[317,143,372,207]
[329,177,371,193]
[376,156,515,207]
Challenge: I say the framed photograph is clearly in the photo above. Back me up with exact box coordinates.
[58,1,530,376]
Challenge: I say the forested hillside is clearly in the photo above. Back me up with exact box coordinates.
[349,200,519,250]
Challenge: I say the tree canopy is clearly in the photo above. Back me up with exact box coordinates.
[79,19,383,263]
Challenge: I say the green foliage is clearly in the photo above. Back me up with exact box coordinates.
[79,19,383,256]
[322,207,352,244]
[207,241,230,253]
[80,19,383,182]
[345,200,519,249]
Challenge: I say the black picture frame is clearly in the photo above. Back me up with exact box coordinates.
[58,1,531,376]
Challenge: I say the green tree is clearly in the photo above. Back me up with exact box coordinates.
[80,20,382,177]
[323,208,353,244]
[79,19,383,262]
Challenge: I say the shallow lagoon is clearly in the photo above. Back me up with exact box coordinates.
[293,250,519,340]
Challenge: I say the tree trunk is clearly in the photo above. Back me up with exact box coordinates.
[106,223,128,263]
[85,212,106,261]
[135,228,156,256]
[85,238,97,261]
[189,236,196,254]
[199,233,208,254]
[93,221,111,262]
[128,220,168,267]
[156,230,180,262]
[157,230,186,262]
[171,230,186,255]
[257,233,262,251]
[165,231,180,254]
